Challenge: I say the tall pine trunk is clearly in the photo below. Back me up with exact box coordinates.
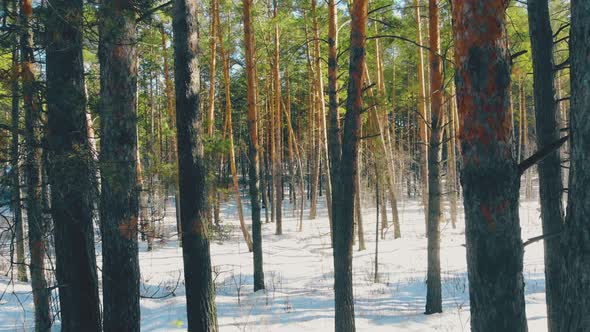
[243,0,265,291]
[10,21,27,282]
[46,0,102,330]
[172,0,219,330]
[447,85,458,229]
[222,53,253,252]
[327,0,340,247]
[425,0,443,314]
[273,0,283,235]
[332,1,368,330]
[414,0,429,234]
[98,1,140,330]
[451,0,528,330]
[20,0,51,330]
[311,0,333,227]
[558,2,590,331]
[526,1,565,331]
[207,0,217,137]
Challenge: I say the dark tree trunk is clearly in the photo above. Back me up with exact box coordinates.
[558,2,590,331]
[331,1,368,330]
[98,1,140,330]
[451,1,528,331]
[45,0,102,330]
[20,1,52,330]
[172,1,219,330]
[425,0,442,315]
[243,0,265,291]
[10,24,27,283]
[526,1,565,331]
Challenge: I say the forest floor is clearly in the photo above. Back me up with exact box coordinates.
[0,196,549,331]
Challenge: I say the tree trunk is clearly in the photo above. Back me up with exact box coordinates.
[10,27,27,283]
[159,24,181,241]
[273,0,283,235]
[327,0,340,247]
[414,0,429,234]
[362,62,400,242]
[284,71,297,215]
[137,142,151,248]
[519,80,533,199]
[447,85,458,229]
[218,5,253,252]
[451,1,527,330]
[311,0,333,227]
[558,2,590,331]
[207,0,217,137]
[285,107,306,233]
[307,13,320,220]
[45,1,102,330]
[355,159,365,251]
[425,0,442,315]
[160,24,177,163]
[20,1,52,330]
[243,0,265,292]
[380,180,388,240]
[172,0,219,330]
[526,1,565,331]
[374,170,380,282]
[332,1,368,330]
[98,1,141,331]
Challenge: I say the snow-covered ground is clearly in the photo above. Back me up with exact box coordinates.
[0,197,549,331]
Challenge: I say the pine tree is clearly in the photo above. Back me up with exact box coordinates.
[45,0,102,330]
[173,0,219,330]
[98,0,141,330]
[451,0,528,330]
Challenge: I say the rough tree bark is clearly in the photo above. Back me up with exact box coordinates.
[243,0,265,291]
[20,0,51,330]
[425,0,443,315]
[10,15,27,282]
[98,1,140,330]
[526,1,565,331]
[558,2,590,331]
[172,0,219,330]
[45,0,102,330]
[331,0,368,330]
[451,0,528,330]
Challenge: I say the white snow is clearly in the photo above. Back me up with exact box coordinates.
[0,197,549,331]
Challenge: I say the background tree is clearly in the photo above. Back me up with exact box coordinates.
[243,0,265,292]
[20,0,51,329]
[526,1,565,331]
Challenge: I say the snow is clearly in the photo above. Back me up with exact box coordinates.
[0,197,549,331]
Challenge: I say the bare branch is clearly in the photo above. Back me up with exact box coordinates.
[518,135,569,176]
